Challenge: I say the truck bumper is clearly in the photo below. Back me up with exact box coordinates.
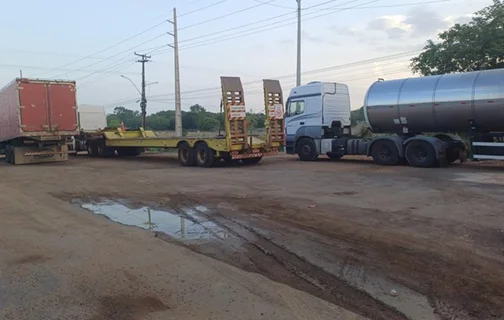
[8,145,68,165]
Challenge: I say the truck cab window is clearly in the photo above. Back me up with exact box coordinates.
[287,101,305,117]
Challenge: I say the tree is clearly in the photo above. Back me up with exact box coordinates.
[190,104,206,113]
[350,107,365,126]
[199,117,220,131]
[411,0,504,75]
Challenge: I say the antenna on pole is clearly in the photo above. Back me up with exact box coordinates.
[134,52,151,129]
[168,8,182,137]
[19,70,23,78]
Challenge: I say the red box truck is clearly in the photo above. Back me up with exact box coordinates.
[0,78,79,164]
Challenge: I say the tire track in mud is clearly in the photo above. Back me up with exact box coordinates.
[166,202,408,320]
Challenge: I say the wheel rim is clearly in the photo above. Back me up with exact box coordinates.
[181,148,188,161]
[197,149,206,163]
[378,146,393,161]
[411,146,427,163]
[301,144,311,156]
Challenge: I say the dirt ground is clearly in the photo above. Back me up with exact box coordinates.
[0,153,503,320]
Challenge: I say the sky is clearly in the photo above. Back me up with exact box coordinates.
[0,0,493,114]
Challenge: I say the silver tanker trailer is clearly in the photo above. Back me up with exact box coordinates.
[284,68,504,167]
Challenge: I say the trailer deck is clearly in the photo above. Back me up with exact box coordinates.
[83,77,285,167]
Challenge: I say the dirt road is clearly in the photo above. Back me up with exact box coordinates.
[0,153,503,320]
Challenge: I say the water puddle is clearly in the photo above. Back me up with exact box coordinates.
[78,200,228,242]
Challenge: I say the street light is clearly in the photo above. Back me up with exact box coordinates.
[120,75,141,95]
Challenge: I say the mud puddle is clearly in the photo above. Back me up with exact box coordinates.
[75,199,426,319]
[77,200,228,242]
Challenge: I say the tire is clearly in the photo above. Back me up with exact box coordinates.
[370,140,401,165]
[117,147,143,157]
[405,140,437,168]
[446,147,460,163]
[242,157,262,165]
[178,142,195,166]
[87,143,98,157]
[297,138,318,161]
[194,143,216,167]
[327,153,342,161]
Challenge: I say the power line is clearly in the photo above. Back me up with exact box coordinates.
[179,0,277,30]
[176,0,342,45]
[79,46,167,88]
[179,0,229,17]
[254,0,449,10]
[52,34,168,79]
[252,0,298,9]
[157,0,450,53]
[313,0,450,9]
[105,50,417,106]
[0,63,138,75]
[178,0,450,51]
[44,20,168,76]
[178,0,375,50]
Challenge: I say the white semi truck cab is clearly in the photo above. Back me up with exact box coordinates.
[285,81,355,161]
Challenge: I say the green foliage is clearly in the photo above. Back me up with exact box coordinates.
[411,0,504,75]
[246,112,266,129]
[199,117,220,131]
[107,104,266,132]
[350,107,365,126]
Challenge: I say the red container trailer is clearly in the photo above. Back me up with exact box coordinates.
[0,78,79,164]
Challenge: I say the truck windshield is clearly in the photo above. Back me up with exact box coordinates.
[287,100,305,117]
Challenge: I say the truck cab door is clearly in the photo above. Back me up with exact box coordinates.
[284,99,306,153]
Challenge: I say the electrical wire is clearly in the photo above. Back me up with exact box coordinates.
[179,0,229,17]
[105,50,417,106]
[312,0,450,9]
[44,20,168,76]
[252,0,299,9]
[176,0,342,45]
[79,45,168,88]
[178,0,376,51]
[179,0,277,30]
[52,34,168,79]
[0,63,138,75]
[156,0,450,54]
[143,66,410,104]
[254,0,449,10]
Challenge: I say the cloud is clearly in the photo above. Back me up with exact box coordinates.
[366,8,450,40]
[301,30,324,43]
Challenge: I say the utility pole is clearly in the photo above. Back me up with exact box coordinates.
[296,0,301,86]
[168,8,182,137]
[134,52,151,128]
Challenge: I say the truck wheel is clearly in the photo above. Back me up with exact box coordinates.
[87,143,98,157]
[297,138,318,161]
[371,140,401,165]
[194,143,216,167]
[327,153,342,161]
[446,147,461,163]
[116,147,142,157]
[405,140,437,168]
[242,157,262,165]
[178,142,195,166]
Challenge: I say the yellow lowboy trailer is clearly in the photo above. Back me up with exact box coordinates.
[84,77,285,167]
